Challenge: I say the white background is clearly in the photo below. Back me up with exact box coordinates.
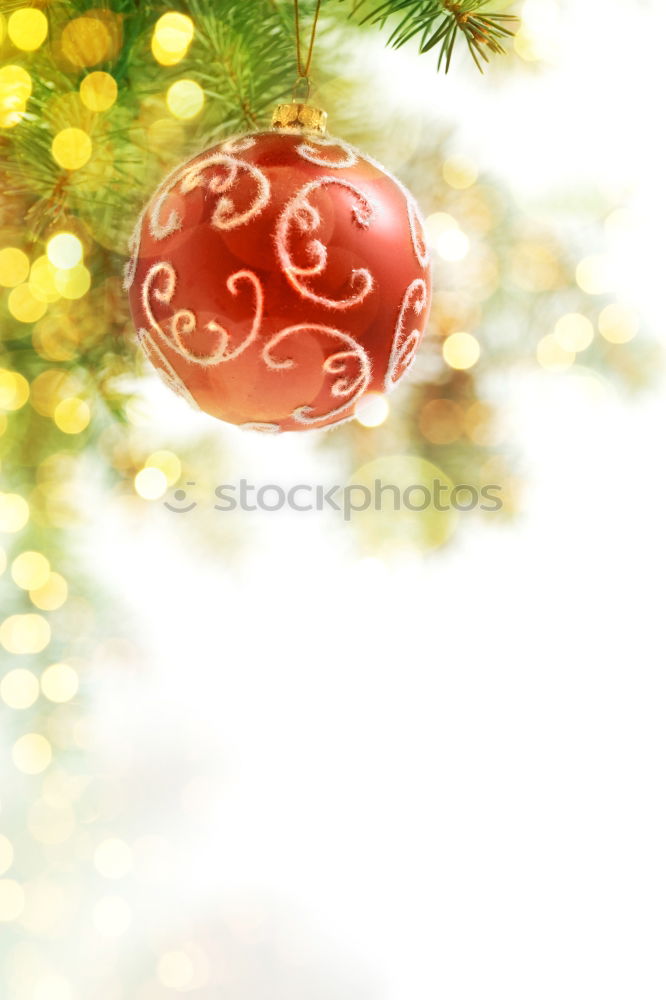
[90,2,666,996]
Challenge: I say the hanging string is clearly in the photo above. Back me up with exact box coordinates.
[293,0,322,100]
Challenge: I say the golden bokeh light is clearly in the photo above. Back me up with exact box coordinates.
[166,79,204,120]
[11,550,51,590]
[134,466,168,500]
[30,571,68,611]
[553,312,594,353]
[0,247,30,287]
[513,26,541,62]
[442,331,481,370]
[145,450,181,485]
[8,284,47,324]
[61,16,112,66]
[7,8,48,52]
[0,880,24,922]
[464,401,503,446]
[54,263,91,299]
[442,155,478,190]
[355,393,390,428]
[0,64,31,128]
[33,314,80,362]
[154,12,195,51]
[0,614,51,655]
[152,12,194,65]
[576,254,611,295]
[424,211,457,241]
[94,838,133,879]
[0,369,30,411]
[598,303,639,344]
[12,733,53,775]
[0,492,30,532]
[0,836,13,877]
[146,116,185,149]
[536,333,575,372]
[419,398,463,445]
[29,255,61,303]
[54,397,91,434]
[80,71,118,112]
[0,669,40,710]
[31,370,84,417]
[41,662,79,703]
[46,232,83,270]
[436,228,470,262]
[509,241,561,292]
[0,64,32,100]
[51,128,93,171]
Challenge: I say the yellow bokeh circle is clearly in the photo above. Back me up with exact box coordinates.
[166,79,204,120]
[11,550,51,590]
[12,733,52,775]
[576,255,610,295]
[47,232,83,270]
[8,284,47,324]
[30,571,68,611]
[54,263,91,299]
[0,64,32,101]
[536,333,575,372]
[442,155,478,190]
[1,668,40,710]
[154,12,194,52]
[135,467,168,500]
[553,312,594,353]
[0,247,30,287]
[152,12,195,65]
[598,303,639,344]
[0,493,29,533]
[354,392,390,428]
[61,16,112,66]
[145,450,181,485]
[41,662,79,703]
[0,614,51,654]
[29,256,61,303]
[0,64,32,128]
[80,71,118,112]
[8,8,48,52]
[52,128,92,171]
[0,370,30,411]
[54,397,91,434]
[442,331,481,370]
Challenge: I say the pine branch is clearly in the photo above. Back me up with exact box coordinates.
[347,0,517,72]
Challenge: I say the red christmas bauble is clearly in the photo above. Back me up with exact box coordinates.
[125,127,432,432]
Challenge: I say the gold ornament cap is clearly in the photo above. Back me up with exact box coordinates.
[272,102,327,136]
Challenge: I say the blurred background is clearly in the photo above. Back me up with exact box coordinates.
[1,0,665,997]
